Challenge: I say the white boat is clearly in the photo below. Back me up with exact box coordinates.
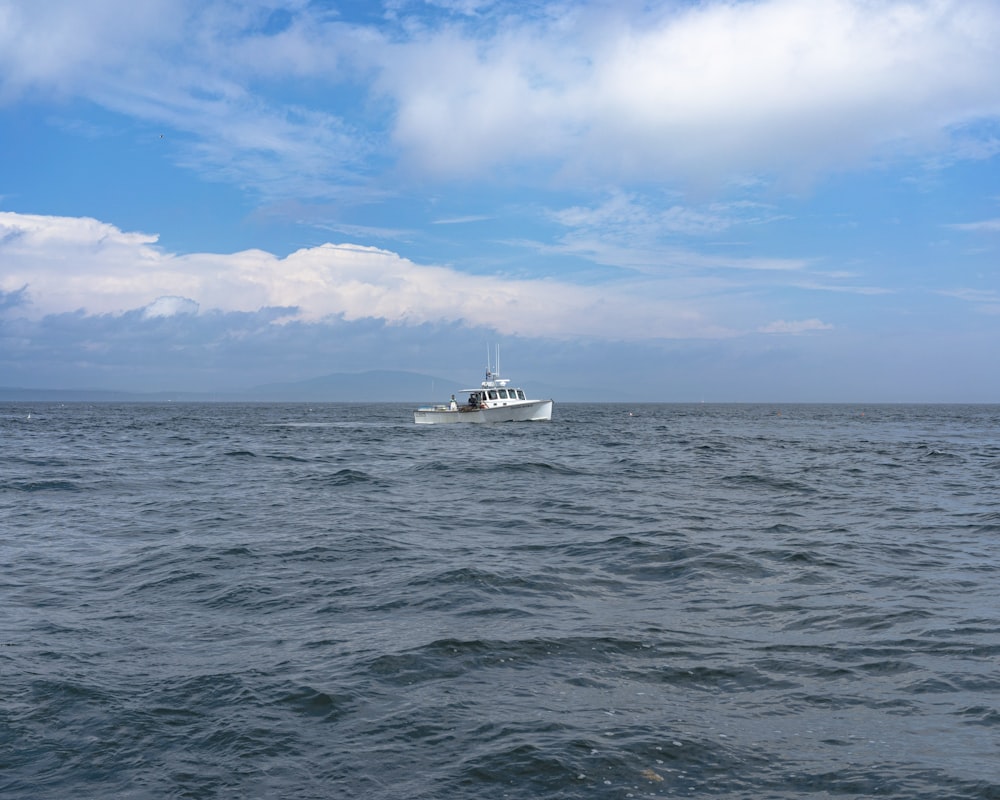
[413,353,553,425]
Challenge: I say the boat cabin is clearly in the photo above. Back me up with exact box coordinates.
[468,387,527,407]
[461,374,529,408]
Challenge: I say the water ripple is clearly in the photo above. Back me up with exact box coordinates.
[2,402,998,799]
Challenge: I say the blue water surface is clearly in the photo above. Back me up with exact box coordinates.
[2,403,999,799]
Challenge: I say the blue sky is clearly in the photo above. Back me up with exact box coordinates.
[1,0,999,401]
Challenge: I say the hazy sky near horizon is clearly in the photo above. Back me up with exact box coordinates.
[2,0,999,401]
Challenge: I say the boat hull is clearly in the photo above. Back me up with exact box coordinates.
[413,399,553,424]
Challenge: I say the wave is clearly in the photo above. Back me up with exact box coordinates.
[8,479,82,492]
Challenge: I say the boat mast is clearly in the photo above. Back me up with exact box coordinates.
[485,343,502,382]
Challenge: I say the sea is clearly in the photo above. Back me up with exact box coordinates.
[2,402,999,799]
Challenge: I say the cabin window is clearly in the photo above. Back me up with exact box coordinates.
[488,390,498,400]
[517,389,525,400]
[498,389,509,399]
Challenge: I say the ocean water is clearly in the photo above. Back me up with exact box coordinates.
[2,402,999,799]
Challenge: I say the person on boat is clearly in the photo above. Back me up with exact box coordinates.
[449,395,458,411]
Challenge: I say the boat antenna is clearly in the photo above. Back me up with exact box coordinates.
[484,343,502,380]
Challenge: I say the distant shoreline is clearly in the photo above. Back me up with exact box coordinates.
[2,390,995,406]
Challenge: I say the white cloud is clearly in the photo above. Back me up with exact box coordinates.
[377,0,1000,184]
[552,191,785,242]
[759,319,834,334]
[143,296,199,318]
[0,1,365,199]
[938,287,1000,314]
[546,192,805,275]
[790,280,892,296]
[0,211,731,340]
[4,1,999,197]
[0,0,182,100]
[419,0,499,16]
[545,234,807,277]
[431,215,492,224]
[949,218,1000,232]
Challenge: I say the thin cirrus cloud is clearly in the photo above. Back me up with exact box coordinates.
[949,218,1000,233]
[758,318,834,335]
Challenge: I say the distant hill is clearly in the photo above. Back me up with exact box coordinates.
[243,370,462,402]
[0,371,460,403]
[244,371,636,402]
[0,370,635,403]
[0,387,189,402]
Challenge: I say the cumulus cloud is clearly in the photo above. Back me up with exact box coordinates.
[377,0,1000,184]
[3,1,1000,197]
[143,296,200,318]
[0,211,733,340]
